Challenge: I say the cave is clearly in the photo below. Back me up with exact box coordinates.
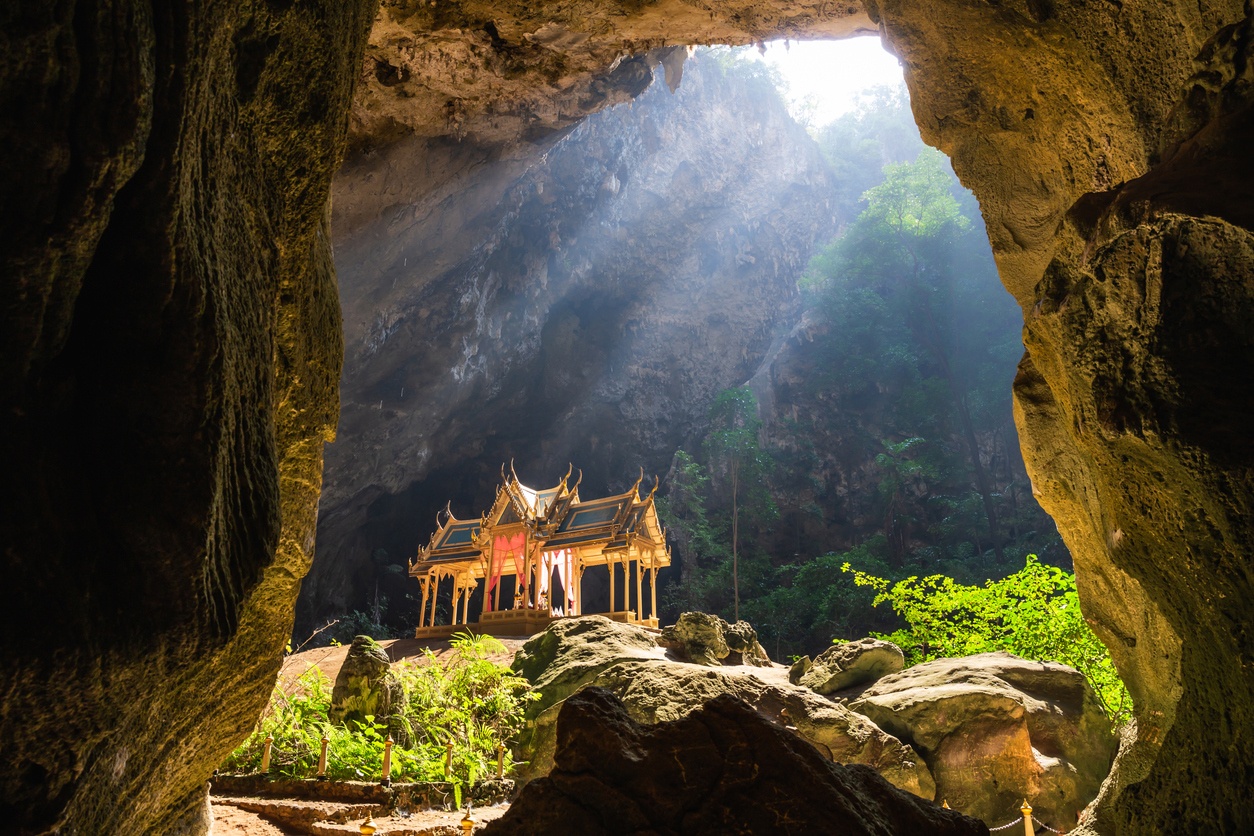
[2,1,1252,834]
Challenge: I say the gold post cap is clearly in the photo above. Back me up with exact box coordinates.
[1021,799,1033,814]
[359,812,377,835]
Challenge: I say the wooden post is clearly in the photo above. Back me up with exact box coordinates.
[622,560,631,614]
[260,734,274,773]
[419,576,431,628]
[1021,800,1033,836]
[635,559,643,621]
[496,742,505,779]
[461,574,472,624]
[445,741,455,779]
[650,557,658,621]
[608,557,616,613]
[316,735,329,780]
[381,735,393,785]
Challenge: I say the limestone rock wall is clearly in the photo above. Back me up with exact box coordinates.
[0,2,373,832]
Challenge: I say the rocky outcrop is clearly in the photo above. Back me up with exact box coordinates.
[798,638,905,695]
[307,53,840,627]
[352,3,877,150]
[657,612,772,667]
[483,688,985,836]
[513,617,934,797]
[329,636,395,729]
[659,612,731,666]
[851,652,1116,829]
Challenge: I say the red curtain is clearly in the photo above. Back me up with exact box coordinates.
[487,532,525,611]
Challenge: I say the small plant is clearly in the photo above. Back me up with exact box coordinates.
[222,632,535,784]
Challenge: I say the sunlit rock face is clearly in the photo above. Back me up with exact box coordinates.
[306,54,838,628]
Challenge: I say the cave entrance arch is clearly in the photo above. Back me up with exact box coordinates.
[4,1,1251,833]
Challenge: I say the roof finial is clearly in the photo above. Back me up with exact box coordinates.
[647,475,660,500]
[630,466,644,495]
[572,469,583,491]
[510,458,519,484]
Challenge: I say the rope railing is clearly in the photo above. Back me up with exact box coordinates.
[983,800,1072,835]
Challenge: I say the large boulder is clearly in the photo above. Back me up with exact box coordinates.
[329,636,395,729]
[658,612,729,666]
[512,616,934,798]
[851,652,1116,830]
[798,638,906,695]
[482,688,985,836]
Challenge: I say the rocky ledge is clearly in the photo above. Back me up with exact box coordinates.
[512,615,1116,829]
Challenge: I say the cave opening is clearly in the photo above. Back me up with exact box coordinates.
[307,35,1067,663]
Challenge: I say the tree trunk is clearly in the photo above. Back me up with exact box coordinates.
[731,465,740,622]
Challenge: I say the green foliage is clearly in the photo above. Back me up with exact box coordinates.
[324,610,397,646]
[843,556,1131,725]
[222,632,535,786]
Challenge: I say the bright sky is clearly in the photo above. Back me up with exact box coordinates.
[750,37,905,127]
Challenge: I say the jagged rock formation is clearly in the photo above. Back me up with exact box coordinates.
[484,687,985,836]
[852,652,1117,829]
[352,2,877,150]
[512,616,934,797]
[3,0,1253,832]
[307,53,839,627]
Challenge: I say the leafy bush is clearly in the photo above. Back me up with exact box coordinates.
[222,633,535,786]
[844,555,1131,725]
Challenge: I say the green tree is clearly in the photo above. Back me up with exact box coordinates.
[815,148,1010,564]
[844,556,1130,724]
[656,450,726,612]
[704,387,776,621]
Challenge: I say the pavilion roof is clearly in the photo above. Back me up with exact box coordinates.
[412,465,668,571]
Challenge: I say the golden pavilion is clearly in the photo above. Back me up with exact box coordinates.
[409,465,672,638]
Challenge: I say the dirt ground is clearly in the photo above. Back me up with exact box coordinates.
[211,802,301,835]
[211,797,509,835]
